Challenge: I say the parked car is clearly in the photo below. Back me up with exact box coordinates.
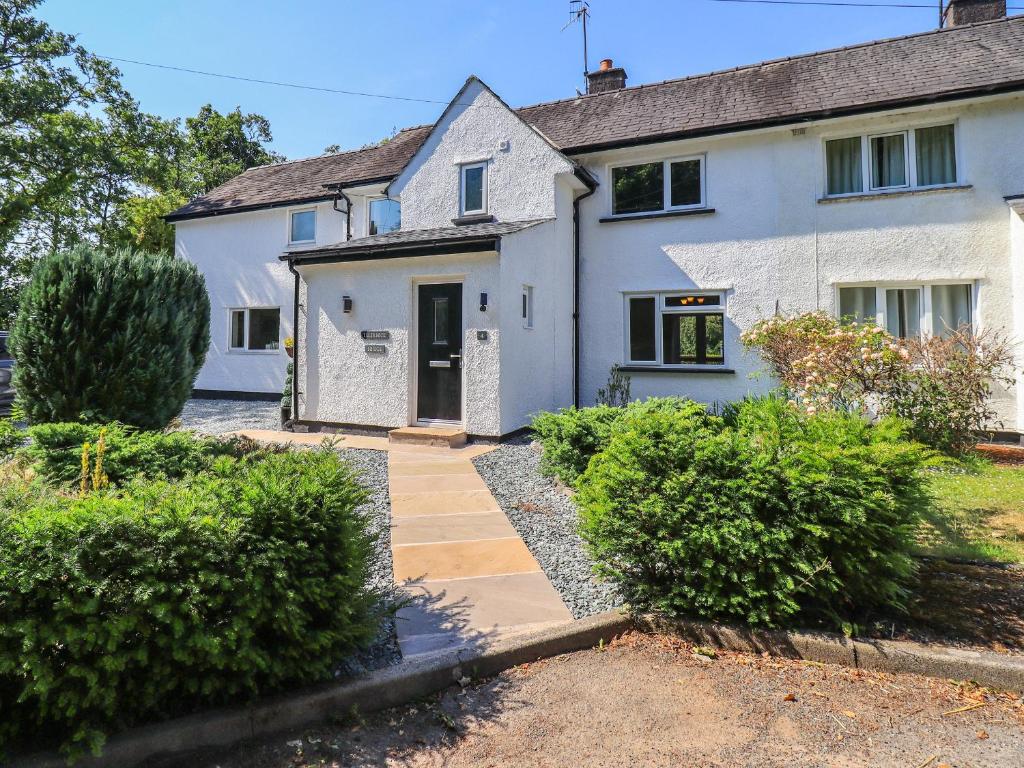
[0,332,13,415]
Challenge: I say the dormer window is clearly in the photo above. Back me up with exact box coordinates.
[460,162,487,216]
[289,209,316,244]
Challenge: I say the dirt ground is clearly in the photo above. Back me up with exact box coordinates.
[870,559,1024,653]
[160,632,1024,768]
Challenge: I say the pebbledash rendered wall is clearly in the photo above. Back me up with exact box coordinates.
[574,94,1024,431]
[175,189,383,395]
[294,78,581,436]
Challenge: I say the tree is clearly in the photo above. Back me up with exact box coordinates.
[182,105,283,196]
[10,244,210,429]
[0,0,284,325]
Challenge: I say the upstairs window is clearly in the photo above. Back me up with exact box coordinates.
[368,198,401,235]
[625,292,725,366]
[837,283,973,339]
[460,162,487,216]
[289,209,316,244]
[825,124,957,197]
[229,307,281,352]
[611,156,705,216]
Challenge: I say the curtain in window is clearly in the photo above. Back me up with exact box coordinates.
[871,135,907,189]
[826,138,863,195]
[885,289,920,338]
[915,125,956,187]
[931,284,972,337]
[838,287,877,324]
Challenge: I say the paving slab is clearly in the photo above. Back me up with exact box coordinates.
[389,472,491,494]
[391,511,518,546]
[392,537,539,582]
[390,490,501,517]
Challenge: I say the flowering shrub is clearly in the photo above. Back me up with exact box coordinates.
[742,312,908,414]
[888,327,1016,454]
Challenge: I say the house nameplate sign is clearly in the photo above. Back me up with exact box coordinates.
[364,344,387,354]
[360,330,390,340]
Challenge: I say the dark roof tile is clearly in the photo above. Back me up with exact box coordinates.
[171,17,1024,221]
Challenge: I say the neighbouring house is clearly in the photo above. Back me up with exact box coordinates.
[169,3,1024,440]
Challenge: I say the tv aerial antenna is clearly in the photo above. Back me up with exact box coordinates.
[562,1,591,94]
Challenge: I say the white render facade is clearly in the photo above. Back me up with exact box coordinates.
[173,18,1024,437]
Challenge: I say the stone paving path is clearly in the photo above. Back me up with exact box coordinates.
[235,430,573,658]
[387,444,572,657]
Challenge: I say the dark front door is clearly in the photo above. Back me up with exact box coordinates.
[417,283,463,422]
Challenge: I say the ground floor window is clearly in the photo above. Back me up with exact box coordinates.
[837,283,973,338]
[625,292,725,366]
[229,307,281,351]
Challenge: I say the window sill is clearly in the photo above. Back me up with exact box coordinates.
[619,365,734,375]
[228,349,281,355]
[599,208,715,223]
[452,214,494,226]
[818,184,972,204]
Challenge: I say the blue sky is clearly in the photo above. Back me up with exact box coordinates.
[37,0,1022,160]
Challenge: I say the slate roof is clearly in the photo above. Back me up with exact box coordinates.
[170,17,1024,222]
[165,125,432,221]
[281,219,550,263]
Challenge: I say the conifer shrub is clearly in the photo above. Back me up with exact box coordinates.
[23,422,264,487]
[10,245,210,430]
[576,396,931,629]
[0,449,379,758]
[531,397,703,487]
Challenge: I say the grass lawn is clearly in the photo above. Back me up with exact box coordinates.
[920,462,1024,564]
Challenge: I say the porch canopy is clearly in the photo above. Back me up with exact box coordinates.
[279,219,549,266]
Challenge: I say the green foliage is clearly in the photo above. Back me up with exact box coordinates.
[0,2,284,322]
[530,397,704,487]
[10,244,210,429]
[0,418,24,459]
[22,422,257,486]
[576,396,931,629]
[531,405,623,487]
[595,364,631,408]
[282,361,293,409]
[0,449,380,758]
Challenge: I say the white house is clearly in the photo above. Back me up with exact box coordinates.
[170,3,1024,440]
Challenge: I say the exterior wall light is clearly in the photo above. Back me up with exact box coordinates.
[342,296,353,313]
[479,292,488,312]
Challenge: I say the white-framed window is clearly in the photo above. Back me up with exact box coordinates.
[836,282,974,339]
[824,123,958,197]
[289,208,316,244]
[460,162,487,216]
[610,155,706,217]
[624,291,725,366]
[228,307,281,352]
[522,285,534,329]
[368,197,401,235]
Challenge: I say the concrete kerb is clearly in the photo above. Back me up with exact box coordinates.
[15,611,633,768]
[638,614,1024,692]
[17,611,1024,767]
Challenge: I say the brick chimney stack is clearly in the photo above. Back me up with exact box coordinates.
[586,59,627,95]
[943,0,1006,26]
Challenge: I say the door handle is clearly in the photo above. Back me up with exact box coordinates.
[450,353,462,368]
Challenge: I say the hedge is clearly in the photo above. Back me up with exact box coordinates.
[0,449,380,758]
[576,396,931,630]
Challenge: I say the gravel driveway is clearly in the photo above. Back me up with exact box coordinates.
[177,398,280,434]
[163,630,1024,768]
[472,439,622,619]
